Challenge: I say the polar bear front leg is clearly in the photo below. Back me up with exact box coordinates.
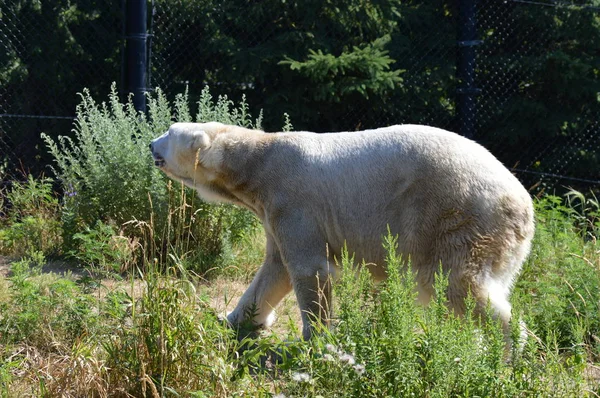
[273,214,334,340]
[227,233,292,330]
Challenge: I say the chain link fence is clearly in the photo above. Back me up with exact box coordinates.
[477,0,600,191]
[0,0,123,181]
[1,0,598,192]
[149,1,460,132]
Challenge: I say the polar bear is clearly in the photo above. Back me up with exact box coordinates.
[150,122,534,341]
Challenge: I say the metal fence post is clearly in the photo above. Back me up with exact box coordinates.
[125,0,148,113]
[457,0,481,139]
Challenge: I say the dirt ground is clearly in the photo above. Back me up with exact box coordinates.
[0,255,301,336]
[0,255,87,279]
[0,255,10,278]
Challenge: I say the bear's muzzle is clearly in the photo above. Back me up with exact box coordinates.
[149,142,165,167]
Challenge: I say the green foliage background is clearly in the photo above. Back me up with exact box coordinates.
[0,0,121,166]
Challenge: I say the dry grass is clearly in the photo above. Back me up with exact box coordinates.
[0,277,9,303]
[207,275,302,337]
[0,250,303,396]
[16,343,110,398]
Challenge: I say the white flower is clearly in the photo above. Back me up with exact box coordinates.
[325,343,338,353]
[338,353,356,366]
[353,363,366,376]
[273,394,287,398]
[292,372,312,383]
[454,357,461,363]
[323,353,335,362]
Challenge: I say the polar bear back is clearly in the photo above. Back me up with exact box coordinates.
[260,124,533,281]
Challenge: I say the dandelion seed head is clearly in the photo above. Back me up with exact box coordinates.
[325,343,337,353]
[323,353,335,362]
[353,363,366,376]
[339,353,356,366]
[291,372,312,383]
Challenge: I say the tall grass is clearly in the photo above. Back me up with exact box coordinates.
[100,265,249,396]
[516,193,600,361]
[271,228,595,398]
[0,193,599,396]
[0,255,273,396]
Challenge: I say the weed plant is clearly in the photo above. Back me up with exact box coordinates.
[271,229,594,397]
[516,193,600,361]
[0,196,599,396]
[70,220,137,275]
[0,175,62,257]
[100,264,268,396]
[0,251,98,348]
[42,84,269,275]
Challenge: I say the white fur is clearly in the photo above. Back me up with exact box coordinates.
[151,122,535,340]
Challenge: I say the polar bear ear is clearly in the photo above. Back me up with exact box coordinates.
[190,130,211,150]
[193,130,221,170]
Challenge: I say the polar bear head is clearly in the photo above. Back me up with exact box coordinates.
[150,122,230,202]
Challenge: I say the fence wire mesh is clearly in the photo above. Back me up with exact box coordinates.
[0,0,123,180]
[148,1,460,132]
[476,0,600,191]
[0,0,598,192]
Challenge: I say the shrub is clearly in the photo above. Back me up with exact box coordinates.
[0,175,62,256]
[70,220,137,275]
[42,84,276,274]
[516,194,600,361]
[0,251,97,347]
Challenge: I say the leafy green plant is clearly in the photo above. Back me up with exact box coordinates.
[42,84,167,228]
[42,84,269,275]
[70,220,136,275]
[0,175,62,256]
[270,230,593,397]
[0,251,97,347]
[516,194,600,361]
[9,248,45,282]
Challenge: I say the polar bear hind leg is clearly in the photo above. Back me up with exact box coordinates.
[446,254,527,350]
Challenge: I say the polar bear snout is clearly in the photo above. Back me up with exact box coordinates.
[149,140,166,167]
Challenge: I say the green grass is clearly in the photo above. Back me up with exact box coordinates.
[516,195,600,362]
[0,175,62,257]
[0,192,599,396]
